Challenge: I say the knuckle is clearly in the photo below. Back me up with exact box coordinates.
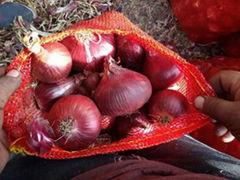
[203,98,219,115]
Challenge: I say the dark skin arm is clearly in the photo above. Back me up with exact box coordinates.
[0,66,21,172]
[194,70,240,142]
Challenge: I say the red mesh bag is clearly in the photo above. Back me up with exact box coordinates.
[170,0,240,43]
[190,56,240,81]
[3,11,214,159]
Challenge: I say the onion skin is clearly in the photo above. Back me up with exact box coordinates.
[116,35,145,71]
[109,112,153,140]
[34,73,85,112]
[148,90,189,124]
[48,95,101,151]
[27,119,56,154]
[83,71,101,93]
[31,42,72,83]
[101,115,115,130]
[95,58,152,116]
[61,33,115,72]
[143,51,181,90]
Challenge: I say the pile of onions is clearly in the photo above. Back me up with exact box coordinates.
[148,90,189,124]
[27,118,56,154]
[95,57,152,116]
[48,95,101,151]
[109,112,153,140]
[61,32,115,72]
[23,32,72,83]
[34,73,85,112]
[143,51,181,90]
[115,35,145,71]
[24,30,191,153]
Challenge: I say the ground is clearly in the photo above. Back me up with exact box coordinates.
[0,0,223,66]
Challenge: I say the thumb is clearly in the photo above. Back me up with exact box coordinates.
[194,96,240,130]
[0,70,21,109]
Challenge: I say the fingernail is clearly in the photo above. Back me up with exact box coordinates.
[194,96,204,109]
[6,70,19,77]
[216,126,228,136]
[222,132,235,143]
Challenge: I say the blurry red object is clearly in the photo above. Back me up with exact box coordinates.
[171,0,240,43]
[190,56,240,81]
[220,32,240,58]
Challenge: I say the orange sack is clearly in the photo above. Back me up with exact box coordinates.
[3,11,214,159]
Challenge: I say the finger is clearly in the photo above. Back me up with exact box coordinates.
[0,66,6,77]
[0,129,8,148]
[216,126,228,136]
[222,132,235,143]
[0,70,21,109]
[0,141,9,172]
[209,70,240,100]
[194,96,240,129]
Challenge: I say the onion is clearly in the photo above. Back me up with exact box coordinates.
[27,118,56,154]
[148,90,189,124]
[60,32,115,72]
[48,95,101,151]
[94,57,152,116]
[34,73,85,112]
[116,35,145,71]
[23,32,72,83]
[101,115,115,130]
[143,51,181,90]
[109,112,153,140]
[77,86,91,97]
[83,71,101,93]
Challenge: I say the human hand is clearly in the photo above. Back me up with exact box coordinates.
[194,70,240,143]
[0,66,21,172]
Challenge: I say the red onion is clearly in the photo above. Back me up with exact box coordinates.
[94,57,152,116]
[27,118,56,154]
[23,32,72,83]
[34,73,85,112]
[116,35,145,71]
[83,71,101,93]
[77,86,91,97]
[143,51,181,90]
[60,32,115,72]
[101,115,115,130]
[109,112,153,140]
[48,95,101,151]
[148,90,189,124]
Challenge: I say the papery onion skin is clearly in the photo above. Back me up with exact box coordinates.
[83,71,101,92]
[143,51,181,90]
[61,33,115,72]
[109,112,153,140]
[101,115,115,130]
[27,119,56,154]
[148,90,189,124]
[116,35,145,71]
[48,95,101,151]
[34,73,85,112]
[31,42,72,83]
[77,86,91,97]
[95,58,152,116]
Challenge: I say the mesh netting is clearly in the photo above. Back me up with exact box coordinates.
[3,11,214,159]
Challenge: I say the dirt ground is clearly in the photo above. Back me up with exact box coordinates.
[0,0,223,65]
